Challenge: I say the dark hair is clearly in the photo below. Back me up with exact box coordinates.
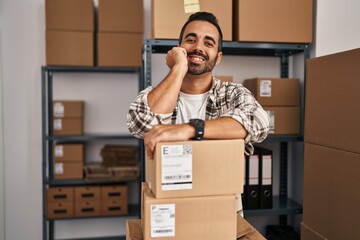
[178,12,223,52]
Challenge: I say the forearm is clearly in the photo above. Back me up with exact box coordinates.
[148,65,186,114]
[203,117,247,139]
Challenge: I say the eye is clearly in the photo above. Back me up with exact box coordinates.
[186,38,195,43]
[205,41,214,48]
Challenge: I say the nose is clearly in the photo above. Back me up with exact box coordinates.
[193,40,205,53]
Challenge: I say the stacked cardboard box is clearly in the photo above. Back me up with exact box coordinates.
[243,78,300,134]
[45,0,94,66]
[302,49,360,239]
[46,185,128,219]
[54,143,84,180]
[53,100,84,136]
[97,0,144,67]
[126,139,266,239]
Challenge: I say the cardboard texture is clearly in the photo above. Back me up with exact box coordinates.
[54,162,83,180]
[243,78,300,106]
[47,187,74,203]
[146,139,244,198]
[264,107,300,134]
[75,200,101,217]
[46,30,94,66]
[126,214,265,240]
[75,186,101,201]
[101,185,128,201]
[53,101,84,118]
[151,0,232,40]
[301,223,327,240]
[234,0,313,43]
[53,118,84,136]
[54,144,84,162]
[45,0,94,31]
[47,202,74,219]
[98,0,144,33]
[97,32,143,67]
[305,48,360,154]
[303,143,360,239]
[101,199,128,216]
[142,182,237,240]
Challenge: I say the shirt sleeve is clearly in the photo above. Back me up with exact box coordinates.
[127,87,173,138]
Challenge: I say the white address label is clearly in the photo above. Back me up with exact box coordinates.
[151,204,175,237]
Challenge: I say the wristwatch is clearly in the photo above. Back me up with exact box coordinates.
[189,118,205,140]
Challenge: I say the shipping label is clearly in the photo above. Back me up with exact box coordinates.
[150,204,175,237]
[260,80,272,97]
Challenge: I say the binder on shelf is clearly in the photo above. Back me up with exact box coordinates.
[258,147,273,209]
[246,152,260,209]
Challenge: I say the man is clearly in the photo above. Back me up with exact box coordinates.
[127,12,269,159]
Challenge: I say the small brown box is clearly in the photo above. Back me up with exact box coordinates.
[75,200,101,217]
[45,0,95,31]
[54,144,84,162]
[101,199,128,216]
[47,202,74,219]
[98,0,144,33]
[54,162,84,180]
[243,78,300,106]
[53,101,84,118]
[101,185,128,201]
[47,187,74,203]
[75,186,101,201]
[265,107,300,134]
[97,32,143,67]
[53,118,83,136]
[46,30,94,66]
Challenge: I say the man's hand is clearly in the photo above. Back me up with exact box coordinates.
[144,124,195,160]
[166,47,188,72]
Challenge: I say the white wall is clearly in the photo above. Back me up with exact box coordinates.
[0,30,5,240]
[316,0,360,57]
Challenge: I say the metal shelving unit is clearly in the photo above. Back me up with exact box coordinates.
[41,66,143,240]
[143,39,310,225]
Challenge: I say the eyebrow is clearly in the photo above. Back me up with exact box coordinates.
[184,33,217,45]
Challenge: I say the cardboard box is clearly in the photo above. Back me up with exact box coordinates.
[233,0,313,43]
[142,182,237,240]
[301,222,327,240]
[101,185,128,201]
[98,0,143,33]
[146,139,244,198]
[243,78,300,106]
[126,213,265,239]
[101,199,128,216]
[97,32,143,67]
[75,186,101,201]
[305,48,360,154]
[54,162,84,180]
[53,118,83,136]
[75,200,101,217]
[46,30,94,66]
[264,107,300,134]
[151,0,232,41]
[303,143,360,239]
[215,76,233,82]
[45,0,94,31]
[53,101,84,118]
[47,202,74,219]
[54,144,84,162]
[47,187,74,202]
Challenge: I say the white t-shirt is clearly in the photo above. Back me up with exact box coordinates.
[176,91,209,124]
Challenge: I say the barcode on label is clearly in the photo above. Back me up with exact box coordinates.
[164,175,191,180]
[153,229,173,233]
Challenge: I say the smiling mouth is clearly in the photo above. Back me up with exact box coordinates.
[187,52,208,64]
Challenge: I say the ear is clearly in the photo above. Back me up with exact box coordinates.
[215,51,223,66]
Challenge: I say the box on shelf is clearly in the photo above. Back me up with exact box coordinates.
[46,30,94,66]
[47,187,74,202]
[75,186,101,201]
[54,143,84,162]
[100,145,138,167]
[233,0,313,43]
[142,182,237,240]
[53,101,84,118]
[265,107,300,134]
[53,118,84,136]
[146,139,244,199]
[101,185,128,201]
[243,78,300,106]
[75,200,101,217]
[47,202,74,219]
[97,32,143,67]
[101,199,128,216]
[45,0,94,31]
[305,48,360,154]
[151,0,232,40]
[54,162,84,180]
[98,0,143,33]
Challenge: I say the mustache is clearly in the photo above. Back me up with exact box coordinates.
[187,51,209,61]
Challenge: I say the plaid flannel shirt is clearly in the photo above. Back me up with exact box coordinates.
[127,77,270,154]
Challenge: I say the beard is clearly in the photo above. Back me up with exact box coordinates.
[187,52,218,75]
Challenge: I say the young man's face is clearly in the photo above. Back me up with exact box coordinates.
[180,20,222,75]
